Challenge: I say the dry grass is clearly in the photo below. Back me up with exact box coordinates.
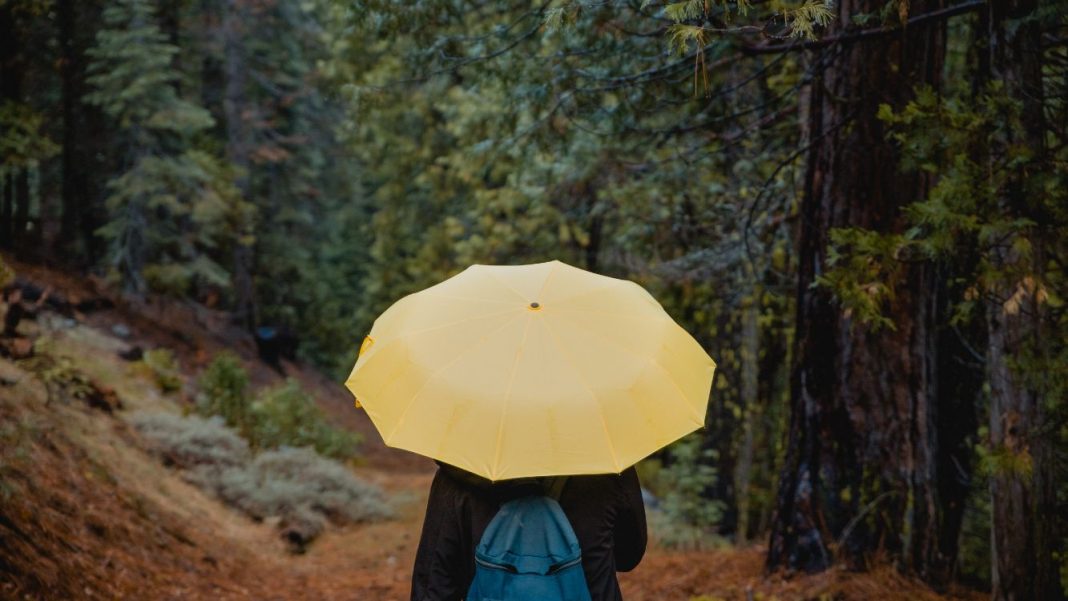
[618,546,985,601]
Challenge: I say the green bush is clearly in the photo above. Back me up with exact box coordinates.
[195,355,359,460]
[249,379,361,460]
[647,434,725,550]
[196,351,252,433]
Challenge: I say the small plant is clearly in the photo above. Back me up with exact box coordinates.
[196,351,252,433]
[141,348,183,392]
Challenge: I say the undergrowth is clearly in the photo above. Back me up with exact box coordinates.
[196,352,361,459]
[132,411,390,549]
[641,433,727,551]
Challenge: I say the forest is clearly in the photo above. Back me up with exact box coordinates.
[1,0,1067,600]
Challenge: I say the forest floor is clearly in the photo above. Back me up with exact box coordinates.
[0,258,984,601]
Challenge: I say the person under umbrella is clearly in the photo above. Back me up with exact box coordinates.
[347,261,716,601]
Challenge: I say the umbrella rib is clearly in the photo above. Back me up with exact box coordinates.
[422,294,517,305]
[381,306,522,343]
[490,312,535,480]
[534,261,559,300]
[384,312,525,445]
[483,270,530,303]
[555,313,707,424]
[540,318,622,474]
[541,281,618,305]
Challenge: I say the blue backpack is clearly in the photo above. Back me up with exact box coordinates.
[466,480,592,601]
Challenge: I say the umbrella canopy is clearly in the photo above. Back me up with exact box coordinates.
[345,260,716,481]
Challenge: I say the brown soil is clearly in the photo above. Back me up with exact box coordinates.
[0,258,983,601]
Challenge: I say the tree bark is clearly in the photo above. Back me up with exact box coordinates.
[984,1,1058,599]
[58,0,78,256]
[767,0,950,577]
[0,3,23,252]
[58,0,108,265]
[734,285,760,545]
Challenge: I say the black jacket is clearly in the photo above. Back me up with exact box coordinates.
[411,464,647,601]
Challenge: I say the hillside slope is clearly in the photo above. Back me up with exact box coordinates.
[0,260,982,601]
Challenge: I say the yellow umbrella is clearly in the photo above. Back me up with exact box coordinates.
[345,260,715,481]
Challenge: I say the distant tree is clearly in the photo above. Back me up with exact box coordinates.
[85,0,248,295]
[0,2,61,256]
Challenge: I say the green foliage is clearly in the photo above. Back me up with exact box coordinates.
[196,354,360,460]
[196,352,252,433]
[977,440,1034,480]
[660,434,725,529]
[0,101,59,168]
[647,434,726,549]
[249,380,362,460]
[85,0,248,295]
[782,1,835,39]
[816,227,909,331]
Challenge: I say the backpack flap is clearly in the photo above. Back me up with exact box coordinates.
[467,496,592,601]
[474,497,581,575]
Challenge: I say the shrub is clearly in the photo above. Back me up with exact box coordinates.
[141,348,183,393]
[249,380,361,460]
[131,412,250,468]
[131,411,388,549]
[195,356,359,460]
[647,434,725,550]
[206,447,391,525]
[196,352,252,433]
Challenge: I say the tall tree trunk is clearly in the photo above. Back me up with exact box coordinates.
[734,284,760,545]
[58,0,108,265]
[58,0,78,256]
[767,0,950,577]
[0,3,24,252]
[984,1,1057,599]
[223,0,256,331]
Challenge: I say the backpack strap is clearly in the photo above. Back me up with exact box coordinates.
[546,476,569,501]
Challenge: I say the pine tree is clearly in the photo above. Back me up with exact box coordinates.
[85,0,247,295]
